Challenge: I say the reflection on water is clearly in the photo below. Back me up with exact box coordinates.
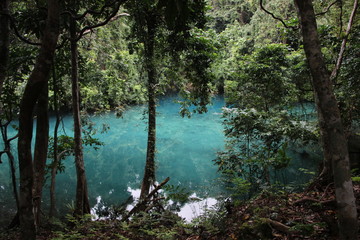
[85,95,225,221]
[0,95,226,224]
[78,95,226,212]
[0,95,320,224]
[91,186,218,222]
[177,194,218,222]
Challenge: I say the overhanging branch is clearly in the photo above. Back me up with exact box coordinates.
[75,4,127,42]
[259,0,298,30]
[61,0,119,20]
[0,12,41,46]
[316,0,339,16]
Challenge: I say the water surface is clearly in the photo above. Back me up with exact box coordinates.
[51,95,226,213]
[0,95,319,224]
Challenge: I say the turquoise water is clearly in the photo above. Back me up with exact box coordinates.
[49,95,226,212]
[0,95,319,223]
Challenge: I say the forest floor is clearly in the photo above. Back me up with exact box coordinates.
[1,182,359,240]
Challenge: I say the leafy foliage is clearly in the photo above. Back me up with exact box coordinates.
[213,41,318,197]
[79,18,145,112]
[2,0,360,238]
[163,184,192,205]
[46,118,104,177]
[216,107,318,195]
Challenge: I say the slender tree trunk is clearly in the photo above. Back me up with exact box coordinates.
[295,1,358,239]
[7,144,19,210]
[49,64,60,218]
[17,0,59,239]
[0,0,10,168]
[330,0,358,81]
[49,118,60,218]
[1,122,19,211]
[70,18,90,216]
[0,0,10,97]
[140,13,157,200]
[33,81,49,227]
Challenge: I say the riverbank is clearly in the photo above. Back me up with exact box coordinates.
[2,182,359,240]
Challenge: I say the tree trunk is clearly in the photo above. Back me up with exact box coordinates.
[1,122,19,211]
[0,0,15,211]
[140,13,157,200]
[17,0,59,239]
[33,81,49,227]
[7,144,19,211]
[49,117,60,218]
[0,0,18,219]
[49,64,60,218]
[294,1,358,239]
[0,0,10,97]
[70,18,90,216]
[0,0,12,194]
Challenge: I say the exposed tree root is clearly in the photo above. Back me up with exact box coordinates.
[264,218,291,233]
[292,196,336,207]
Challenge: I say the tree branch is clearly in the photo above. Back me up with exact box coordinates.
[61,0,119,20]
[80,13,130,37]
[122,177,170,221]
[74,3,125,42]
[1,11,68,50]
[7,133,18,143]
[0,12,41,46]
[330,0,359,81]
[264,218,291,233]
[315,0,339,16]
[57,149,73,161]
[1,121,18,146]
[259,0,298,30]
[292,196,336,207]
[1,0,128,47]
[55,36,68,50]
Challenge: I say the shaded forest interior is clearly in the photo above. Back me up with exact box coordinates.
[0,0,360,239]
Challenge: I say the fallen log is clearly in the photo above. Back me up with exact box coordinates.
[122,177,170,221]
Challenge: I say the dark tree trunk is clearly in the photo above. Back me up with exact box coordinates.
[0,0,12,204]
[295,1,358,239]
[49,117,60,218]
[1,122,19,211]
[70,18,90,216]
[17,0,59,239]
[140,13,157,200]
[49,64,60,218]
[33,81,49,227]
[0,0,18,220]
[7,144,19,210]
[0,0,10,97]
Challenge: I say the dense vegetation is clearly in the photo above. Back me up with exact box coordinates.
[0,0,359,239]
